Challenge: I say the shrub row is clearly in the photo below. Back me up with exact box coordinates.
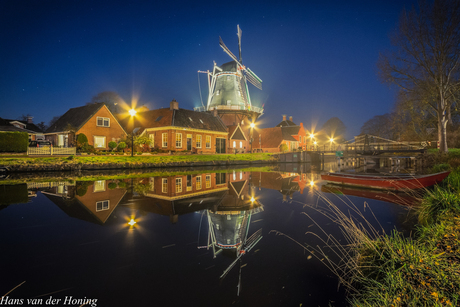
[0,131,28,152]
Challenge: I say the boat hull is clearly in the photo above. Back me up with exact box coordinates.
[321,171,450,191]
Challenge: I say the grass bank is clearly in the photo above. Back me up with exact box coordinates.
[347,152,460,306]
[0,153,275,166]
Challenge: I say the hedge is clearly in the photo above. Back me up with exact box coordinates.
[0,131,29,152]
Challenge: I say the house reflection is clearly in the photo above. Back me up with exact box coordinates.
[41,180,126,225]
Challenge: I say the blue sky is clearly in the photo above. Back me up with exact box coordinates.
[0,0,418,138]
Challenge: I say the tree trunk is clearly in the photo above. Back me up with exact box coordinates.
[437,104,449,153]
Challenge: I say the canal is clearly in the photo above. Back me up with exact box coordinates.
[0,160,418,306]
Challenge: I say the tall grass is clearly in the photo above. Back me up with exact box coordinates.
[273,168,460,306]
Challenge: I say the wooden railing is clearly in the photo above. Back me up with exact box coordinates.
[27,147,76,155]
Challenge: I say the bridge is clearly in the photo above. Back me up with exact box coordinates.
[315,134,427,155]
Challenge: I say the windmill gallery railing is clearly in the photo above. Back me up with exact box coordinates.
[194,105,264,113]
[27,147,76,156]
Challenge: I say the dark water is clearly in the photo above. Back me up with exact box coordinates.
[0,163,416,307]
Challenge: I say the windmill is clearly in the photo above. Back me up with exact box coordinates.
[197,25,264,117]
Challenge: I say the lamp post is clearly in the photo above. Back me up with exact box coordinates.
[330,137,334,151]
[250,122,255,153]
[129,109,137,157]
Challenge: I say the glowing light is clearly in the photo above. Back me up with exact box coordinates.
[250,197,255,202]
[310,181,315,187]
[314,141,317,145]
[310,134,314,138]
[330,138,334,142]
[250,122,255,129]
[128,219,136,226]
[129,109,137,116]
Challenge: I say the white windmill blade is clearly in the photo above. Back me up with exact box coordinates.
[237,25,242,63]
[219,36,239,63]
[244,69,263,90]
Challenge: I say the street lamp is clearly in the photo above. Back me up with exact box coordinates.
[330,137,334,151]
[129,109,137,157]
[250,122,255,153]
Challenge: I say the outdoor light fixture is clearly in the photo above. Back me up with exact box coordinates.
[250,122,255,129]
[129,109,137,157]
[128,219,136,226]
[250,197,255,202]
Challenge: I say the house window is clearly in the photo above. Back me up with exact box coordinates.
[206,175,211,188]
[93,180,106,192]
[96,200,109,211]
[196,135,202,148]
[162,178,167,193]
[97,117,110,127]
[206,135,211,149]
[162,133,168,147]
[216,173,226,185]
[149,134,154,148]
[94,136,106,148]
[186,175,192,191]
[176,133,182,148]
[233,141,236,148]
[175,178,182,193]
[149,177,154,191]
[240,141,242,148]
[196,176,202,190]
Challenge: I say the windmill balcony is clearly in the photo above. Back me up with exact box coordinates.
[194,105,264,114]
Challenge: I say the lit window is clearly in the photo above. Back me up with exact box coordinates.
[196,176,202,190]
[149,177,154,191]
[162,133,168,147]
[96,200,109,211]
[233,141,236,148]
[176,178,182,193]
[240,141,242,148]
[196,135,202,148]
[97,117,110,127]
[149,134,154,148]
[94,136,106,148]
[206,175,211,188]
[206,135,211,149]
[176,133,182,148]
[162,178,167,193]
[93,180,106,192]
[240,171,242,180]
[186,175,192,191]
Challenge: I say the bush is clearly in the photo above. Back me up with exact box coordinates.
[279,143,288,152]
[108,182,117,189]
[108,141,117,151]
[76,133,88,150]
[0,132,28,152]
[117,142,127,151]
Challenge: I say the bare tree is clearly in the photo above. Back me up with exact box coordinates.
[89,91,124,114]
[378,0,460,152]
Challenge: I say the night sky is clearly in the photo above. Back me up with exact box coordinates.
[1,0,418,139]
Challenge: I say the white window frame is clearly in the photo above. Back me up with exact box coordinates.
[94,136,106,148]
[206,135,211,149]
[149,134,154,148]
[96,200,109,212]
[176,133,182,148]
[196,176,202,190]
[175,178,182,193]
[97,117,110,127]
[206,175,211,188]
[162,133,168,148]
[162,178,167,193]
[93,180,106,192]
[196,135,202,148]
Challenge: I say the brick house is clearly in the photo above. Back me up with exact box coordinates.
[275,115,309,151]
[0,116,43,140]
[45,103,127,149]
[122,100,228,153]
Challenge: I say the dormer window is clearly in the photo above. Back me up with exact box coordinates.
[97,117,110,127]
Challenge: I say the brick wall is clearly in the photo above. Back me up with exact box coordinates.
[76,105,127,150]
[146,129,223,153]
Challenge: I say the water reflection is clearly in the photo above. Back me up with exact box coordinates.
[0,166,419,306]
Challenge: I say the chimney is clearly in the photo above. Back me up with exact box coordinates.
[282,114,286,121]
[27,116,33,124]
[212,108,218,117]
[289,116,293,122]
[170,99,179,110]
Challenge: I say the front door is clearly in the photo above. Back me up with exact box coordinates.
[187,137,192,150]
[215,138,226,154]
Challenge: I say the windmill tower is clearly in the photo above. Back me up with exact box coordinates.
[197,26,264,152]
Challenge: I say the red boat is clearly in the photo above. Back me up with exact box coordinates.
[321,171,451,191]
